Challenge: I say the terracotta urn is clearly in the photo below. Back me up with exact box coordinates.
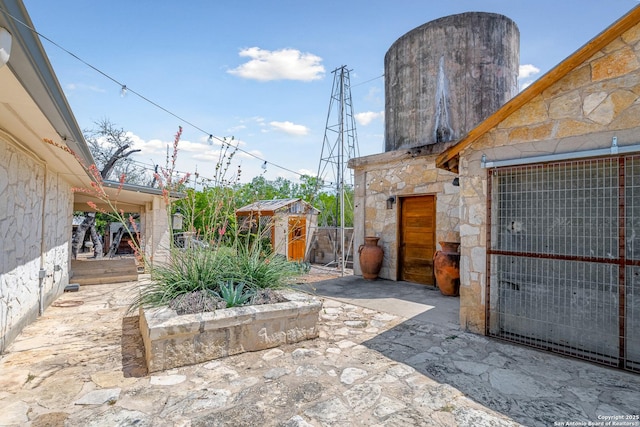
[358,236,384,280]
[433,241,460,296]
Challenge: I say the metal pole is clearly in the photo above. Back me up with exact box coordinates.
[339,66,345,277]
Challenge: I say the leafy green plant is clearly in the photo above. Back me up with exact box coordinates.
[214,282,255,308]
[128,241,304,312]
[293,261,311,275]
[129,248,226,311]
[228,242,301,289]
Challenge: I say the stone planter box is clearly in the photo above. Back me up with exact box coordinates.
[139,291,322,373]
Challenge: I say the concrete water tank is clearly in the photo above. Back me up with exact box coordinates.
[384,12,520,151]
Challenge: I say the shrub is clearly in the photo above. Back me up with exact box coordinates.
[227,241,301,289]
[129,242,303,312]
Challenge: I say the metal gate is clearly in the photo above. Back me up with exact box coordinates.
[487,155,640,372]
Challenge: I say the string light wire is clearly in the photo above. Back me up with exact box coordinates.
[0,5,314,178]
[351,74,384,88]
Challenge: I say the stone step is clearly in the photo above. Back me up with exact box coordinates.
[70,258,139,285]
[73,274,139,286]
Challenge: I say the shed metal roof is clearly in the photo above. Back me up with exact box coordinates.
[236,198,320,215]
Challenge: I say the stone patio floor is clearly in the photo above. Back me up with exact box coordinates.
[1,270,639,426]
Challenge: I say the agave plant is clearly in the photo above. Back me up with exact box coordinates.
[214,281,255,308]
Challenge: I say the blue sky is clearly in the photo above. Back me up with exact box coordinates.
[18,0,640,184]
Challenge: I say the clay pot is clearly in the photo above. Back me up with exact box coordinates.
[358,237,384,280]
[433,241,460,296]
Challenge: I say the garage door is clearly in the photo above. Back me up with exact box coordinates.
[487,156,640,373]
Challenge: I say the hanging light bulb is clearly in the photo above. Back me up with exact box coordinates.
[120,85,127,97]
[207,135,214,145]
[0,27,12,68]
[261,161,267,170]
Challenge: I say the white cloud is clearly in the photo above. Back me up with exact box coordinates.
[228,47,325,82]
[520,81,534,91]
[365,86,382,103]
[190,152,256,187]
[127,132,241,164]
[519,64,540,79]
[355,111,384,126]
[269,121,309,136]
[191,150,227,162]
[174,139,204,153]
[129,134,164,156]
[66,82,105,93]
[297,168,316,177]
[227,124,247,133]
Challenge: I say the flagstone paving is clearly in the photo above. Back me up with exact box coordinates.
[0,274,639,426]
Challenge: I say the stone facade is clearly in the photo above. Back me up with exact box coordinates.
[308,227,354,266]
[0,132,72,352]
[350,148,459,280]
[456,20,640,334]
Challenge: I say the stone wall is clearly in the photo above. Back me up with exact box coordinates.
[0,133,72,352]
[456,21,640,334]
[350,149,459,280]
[308,227,354,266]
[140,291,322,372]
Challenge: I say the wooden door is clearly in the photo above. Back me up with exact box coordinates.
[288,216,306,261]
[399,195,436,285]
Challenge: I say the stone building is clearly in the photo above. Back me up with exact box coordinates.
[435,5,640,372]
[351,12,519,285]
[0,0,173,352]
[352,6,640,372]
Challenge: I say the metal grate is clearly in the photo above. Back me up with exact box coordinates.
[625,156,640,372]
[487,155,640,373]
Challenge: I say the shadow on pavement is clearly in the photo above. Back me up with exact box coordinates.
[302,275,640,426]
[121,316,148,378]
[297,275,460,329]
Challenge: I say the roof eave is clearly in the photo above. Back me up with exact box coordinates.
[0,0,93,167]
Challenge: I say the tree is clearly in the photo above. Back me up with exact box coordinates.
[298,175,322,203]
[72,119,142,259]
[315,187,354,227]
[85,118,145,183]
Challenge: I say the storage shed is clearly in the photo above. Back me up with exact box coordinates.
[235,199,319,262]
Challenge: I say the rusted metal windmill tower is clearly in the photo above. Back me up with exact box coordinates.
[316,65,360,275]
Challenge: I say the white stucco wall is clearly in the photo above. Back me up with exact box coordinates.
[273,215,287,257]
[0,134,72,352]
[141,197,171,268]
